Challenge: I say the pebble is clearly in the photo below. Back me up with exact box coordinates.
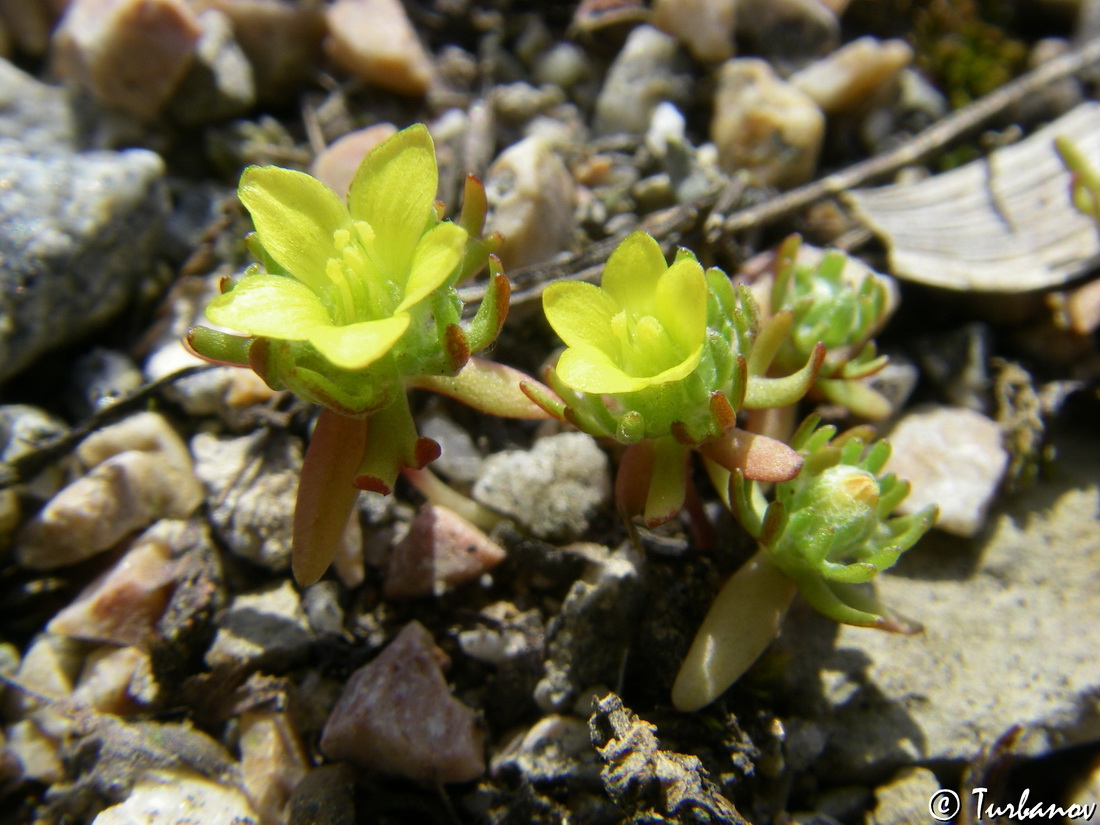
[239,710,310,825]
[16,413,203,570]
[472,433,611,541]
[790,37,913,116]
[490,714,599,785]
[310,123,396,199]
[651,0,737,63]
[6,719,64,784]
[71,646,159,715]
[593,25,687,136]
[190,0,325,102]
[884,405,1009,537]
[0,58,76,151]
[67,349,144,418]
[0,145,168,384]
[711,58,825,189]
[867,767,942,825]
[483,135,575,269]
[50,0,202,120]
[167,8,256,124]
[735,0,839,73]
[47,530,177,646]
[324,0,433,97]
[320,620,485,783]
[302,581,345,636]
[384,504,506,600]
[92,769,260,825]
[191,429,303,572]
[533,544,644,712]
[205,580,314,672]
[417,409,483,482]
[778,427,1100,779]
[287,763,357,825]
[0,405,68,546]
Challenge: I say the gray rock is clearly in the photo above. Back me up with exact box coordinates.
[490,714,600,787]
[472,433,610,541]
[168,8,256,125]
[191,430,302,572]
[778,427,1100,780]
[0,59,76,151]
[205,580,314,672]
[593,25,689,136]
[0,144,168,383]
[884,405,1008,537]
[534,545,645,712]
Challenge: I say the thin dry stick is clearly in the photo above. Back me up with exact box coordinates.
[718,35,1100,234]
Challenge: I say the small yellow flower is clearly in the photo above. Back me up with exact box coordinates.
[543,231,707,394]
[205,124,467,371]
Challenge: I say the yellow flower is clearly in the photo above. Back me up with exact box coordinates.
[543,231,707,394]
[204,124,467,371]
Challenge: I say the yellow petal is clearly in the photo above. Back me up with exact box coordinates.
[347,124,437,280]
[238,166,349,295]
[543,281,621,351]
[307,315,410,370]
[555,344,646,394]
[600,231,667,317]
[205,274,332,339]
[396,222,467,312]
[654,256,707,354]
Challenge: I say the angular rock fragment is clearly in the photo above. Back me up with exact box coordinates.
[384,504,506,600]
[320,621,485,783]
[324,0,432,96]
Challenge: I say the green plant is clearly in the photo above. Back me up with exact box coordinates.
[673,416,936,711]
[1055,135,1100,230]
[188,124,548,584]
[524,230,823,528]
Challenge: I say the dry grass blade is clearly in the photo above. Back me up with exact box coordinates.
[846,103,1100,292]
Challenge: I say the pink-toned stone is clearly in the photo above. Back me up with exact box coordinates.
[310,123,397,199]
[47,528,177,646]
[51,0,202,119]
[324,0,432,97]
[384,504,506,600]
[320,621,485,784]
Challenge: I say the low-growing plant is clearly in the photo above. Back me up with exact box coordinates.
[187,121,935,710]
[188,124,548,584]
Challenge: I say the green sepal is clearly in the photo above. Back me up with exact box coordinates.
[353,391,440,495]
[185,325,254,367]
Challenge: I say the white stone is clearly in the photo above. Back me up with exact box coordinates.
[324,0,432,96]
[472,433,610,541]
[205,580,314,671]
[884,405,1008,537]
[92,769,260,825]
[484,135,575,269]
[594,25,684,136]
[711,58,825,189]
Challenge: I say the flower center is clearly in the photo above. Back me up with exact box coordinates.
[610,309,681,377]
[324,222,396,326]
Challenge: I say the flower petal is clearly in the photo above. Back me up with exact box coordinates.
[396,222,467,311]
[347,124,438,280]
[600,231,667,316]
[555,344,646,394]
[654,256,707,355]
[238,166,349,294]
[543,281,622,350]
[307,315,410,370]
[205,274,332,339]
